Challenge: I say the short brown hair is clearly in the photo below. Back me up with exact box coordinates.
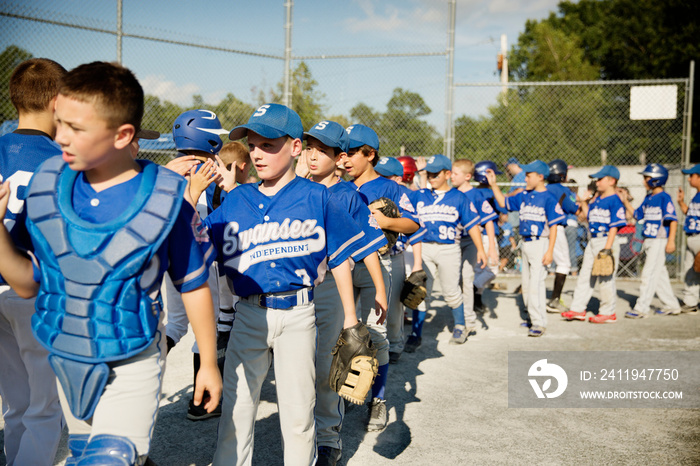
[453,158,474,174]
[10,58,67,114]
[219,141,251,169]
[350,145,379,166]
[59,61,143,132]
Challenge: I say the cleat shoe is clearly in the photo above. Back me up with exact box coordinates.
[366,398,388,432]
[389,351,401,364]
[655,308,681,316]
[404,335,422,353]
[317,446,342,466]
[528,326,546,337]
[561,310,586,321]
[450,324,467,344]
[589,314,617,323]
[625,310,648,319]
[546,298,567,313]
[187,398,221,421]
[681,304,698,314]
[466,324,477,336]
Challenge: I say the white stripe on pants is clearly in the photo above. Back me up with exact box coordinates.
[633,237,681,314]
[569,236,620,315]
[521,239,549,328]
[681,234,700,307]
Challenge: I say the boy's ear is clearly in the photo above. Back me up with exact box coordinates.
[114,123,136,150]
[290,138,303,157]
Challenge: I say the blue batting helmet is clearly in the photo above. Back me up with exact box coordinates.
[173,109,229,154]
[547,159,568,183]
[474,160,502,184]
[639,163,668,188]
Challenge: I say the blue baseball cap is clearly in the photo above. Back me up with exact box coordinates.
[375,157,404,177]
[304,120,349,152]
[424,154,451,173]
[589,165,620,180]
[346,124,379,150]
[506,157,520,167]
[682,164,700,175]
[229,103,303,141]
[521,160,549,177]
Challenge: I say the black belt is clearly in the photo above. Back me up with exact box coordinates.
[244,287,313,310]
[591,233,609,238]
[522,236,545,242]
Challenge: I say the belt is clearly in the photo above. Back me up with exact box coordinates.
[688,233,700,237]
[244,287,313,310]
[522,236,546,242]
[591,232,609,238]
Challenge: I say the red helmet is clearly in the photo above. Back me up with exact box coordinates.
[397,156,417,184]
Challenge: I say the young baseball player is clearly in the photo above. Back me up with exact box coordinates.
[0,57,66,466]
[545,159,580,313]
[342,124,420,431]
[561,166,627,323]
[677,164,700,314]
[487,160,565,336]
[626,163,682,318]
[0,61,221,465]
[413,154,486,344]
[302,119,388,465]
[205,104,365,465]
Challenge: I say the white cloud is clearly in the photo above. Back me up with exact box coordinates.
[140,75,201,106]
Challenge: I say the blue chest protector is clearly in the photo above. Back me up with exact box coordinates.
[25,156,186,419]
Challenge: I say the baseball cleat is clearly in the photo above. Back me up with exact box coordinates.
[561,310,586,321]
[589,314,617,323]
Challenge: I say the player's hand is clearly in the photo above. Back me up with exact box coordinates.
[488,247,498,267]
[165,155,201,176]
[192,363,222,413]
[374,292,388,325]
[190,159,219,191]
[214,155,237,192]
[369,207,389,229]
[666,240,676,254]
[476,250,487,269]
[485,169,497,187]
[415,156,427,171]
[543,250,554,266]
[295,150,311,178]
[678,187,685,204]
[0,180,10,218]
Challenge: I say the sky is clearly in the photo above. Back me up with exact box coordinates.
[0,0,565,131]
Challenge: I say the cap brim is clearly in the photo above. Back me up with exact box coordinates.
[303,131,342,150]
[681,168,700,175]
[136,129,160,140]
[230,123,288,141]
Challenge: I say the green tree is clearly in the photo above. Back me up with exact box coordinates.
[270,61,325,131]
[0,45,33,121]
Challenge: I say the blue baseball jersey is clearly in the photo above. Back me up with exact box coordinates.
[204,176,365,297]
[353,176,419,225]
[463,187,498,226]
[413,188,480,244]
[498,221,514,248]
[587,193,627,235]
[505,190,566,238]
[634,191,677,238]
[1,130,61,284]
[329,179,387,261]
[395,184,425,250]
[546,183,578,215]
[683,192,700,234]
[477,186,506,235]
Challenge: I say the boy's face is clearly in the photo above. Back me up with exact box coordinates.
[688,173,700,189]
[247,131,299,182]
[342,148,373,178]
[450,166,470,187]
[428,169,449,190]
[54,94,129,172]
[305,137,339,177]
[525,171,543,190]
[595,176,616,192]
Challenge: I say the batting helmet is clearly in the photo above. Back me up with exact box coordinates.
[474,160,502,185]
[173,109,229,154]
[639,163,669,188]
[547,159,568,183]
[397,156,418,184]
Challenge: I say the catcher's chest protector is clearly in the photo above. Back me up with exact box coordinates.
[26,157,186,363]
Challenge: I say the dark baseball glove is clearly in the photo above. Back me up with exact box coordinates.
[591,248,614,277]
[329,322,378,405]
[400,270,428,309]
[369,197,400,255]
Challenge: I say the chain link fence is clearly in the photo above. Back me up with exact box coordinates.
[0,2,694,281]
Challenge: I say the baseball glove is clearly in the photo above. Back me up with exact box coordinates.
[694,251,700,274]
[329,322,378,405]
[400,270,428,308]
[369,197,400,255]
[591,248,614,277]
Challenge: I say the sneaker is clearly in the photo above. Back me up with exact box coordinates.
[404,335,422,353]
[187,397,221,421]
[561,310,587,321]
[655,308,681,316]
[625,310,648,319]
[389,351,401,364]
[450,324,467,344]
[366,398,388,432]
[589,314,617,324]
[528,326,546,337]
[466,324,477,336]
[681,304,698,314]
[317,446,342,466]
[546,298,567,313]
[519,321,532,328]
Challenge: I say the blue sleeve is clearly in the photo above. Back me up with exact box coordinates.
[324,195,367,269]
[344,191,388,261]
[662,194,677,223]
[167,201,211,293]
[546,195,566,226]
[505,192,523,212]
[609,196,627,229]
